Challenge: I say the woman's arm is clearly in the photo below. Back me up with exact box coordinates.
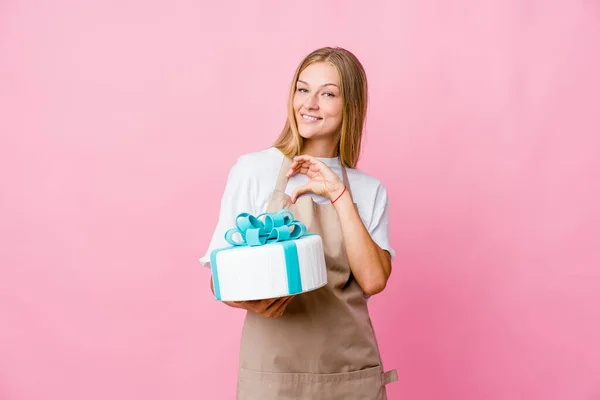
[331,188,391,295]
[288,155,392,296]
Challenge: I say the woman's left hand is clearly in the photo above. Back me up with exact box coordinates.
[286,155,346,203]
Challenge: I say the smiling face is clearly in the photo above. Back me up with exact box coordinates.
[273,47,368,167]
[293,62,343,143]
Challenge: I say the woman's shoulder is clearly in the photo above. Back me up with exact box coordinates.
[345,166,388,196]
[229,147,283,175]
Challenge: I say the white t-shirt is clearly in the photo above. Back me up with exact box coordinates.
[199,147,395,267]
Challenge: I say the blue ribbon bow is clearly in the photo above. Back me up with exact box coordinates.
[224,209,307,247]
[210,209,309,301]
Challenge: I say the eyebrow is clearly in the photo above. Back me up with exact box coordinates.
[297,80,339,89]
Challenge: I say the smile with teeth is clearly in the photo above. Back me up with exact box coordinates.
[301,114,322,122]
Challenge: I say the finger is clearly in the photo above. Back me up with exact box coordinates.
[297,165,311,176]
[293,155,316,164]
[238,299,267,313]
[287,160,304,177]
[278,296,295,314]
[298,155,326,171]
[263,296,288,317]
[269,301,289,318]
[227,301,248,310]
[267,296,295,318]
[294,156,328,176]
[291,156,317,169]
[287,159,311,177]
[279,295,295,309]
[290,182,313,203]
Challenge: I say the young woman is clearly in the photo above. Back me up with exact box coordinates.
[201,46,397,399]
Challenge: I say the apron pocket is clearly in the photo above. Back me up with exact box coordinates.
[237,365,388,400]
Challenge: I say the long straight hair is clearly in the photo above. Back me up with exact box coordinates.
[273,47,368,168]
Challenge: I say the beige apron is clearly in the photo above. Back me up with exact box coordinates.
[237,156,398,399]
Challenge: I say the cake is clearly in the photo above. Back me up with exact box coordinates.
[209,209,328,301]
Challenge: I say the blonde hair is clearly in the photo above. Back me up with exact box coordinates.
[273,47,368,168]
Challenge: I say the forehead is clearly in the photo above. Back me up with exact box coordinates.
[298,62,340,86]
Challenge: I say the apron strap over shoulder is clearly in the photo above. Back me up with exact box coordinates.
[275,156,293,193]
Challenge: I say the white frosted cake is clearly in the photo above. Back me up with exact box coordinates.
[210,234,328,302]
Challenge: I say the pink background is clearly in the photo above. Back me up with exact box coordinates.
[1,1,599,399]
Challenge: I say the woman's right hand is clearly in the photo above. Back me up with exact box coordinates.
[210,277,295,318]
[225,296,295,318]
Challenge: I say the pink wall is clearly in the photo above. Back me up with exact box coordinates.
[1,1,599,399]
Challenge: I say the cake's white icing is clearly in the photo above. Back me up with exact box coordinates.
[213,235,327,301]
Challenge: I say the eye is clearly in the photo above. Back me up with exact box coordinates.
[323,92,336,97]
[297,88,308,93]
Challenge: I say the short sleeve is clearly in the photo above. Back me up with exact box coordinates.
[198,158,256,268]
[368,184,396,262]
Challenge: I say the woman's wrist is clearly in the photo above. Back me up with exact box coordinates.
[331,186,352,211]
[330,185,347,204]
[329,184,346,203]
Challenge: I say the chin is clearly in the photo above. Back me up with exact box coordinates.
[298,132,314,140]
[299,131,328,141]
[298,127,340,142]
[297,126,318,139]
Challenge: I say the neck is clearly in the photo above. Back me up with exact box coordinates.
[301,138,339,158]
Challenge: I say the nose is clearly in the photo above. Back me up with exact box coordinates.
[304,93,319,110]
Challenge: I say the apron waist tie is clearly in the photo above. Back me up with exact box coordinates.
[383,369,398,385]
